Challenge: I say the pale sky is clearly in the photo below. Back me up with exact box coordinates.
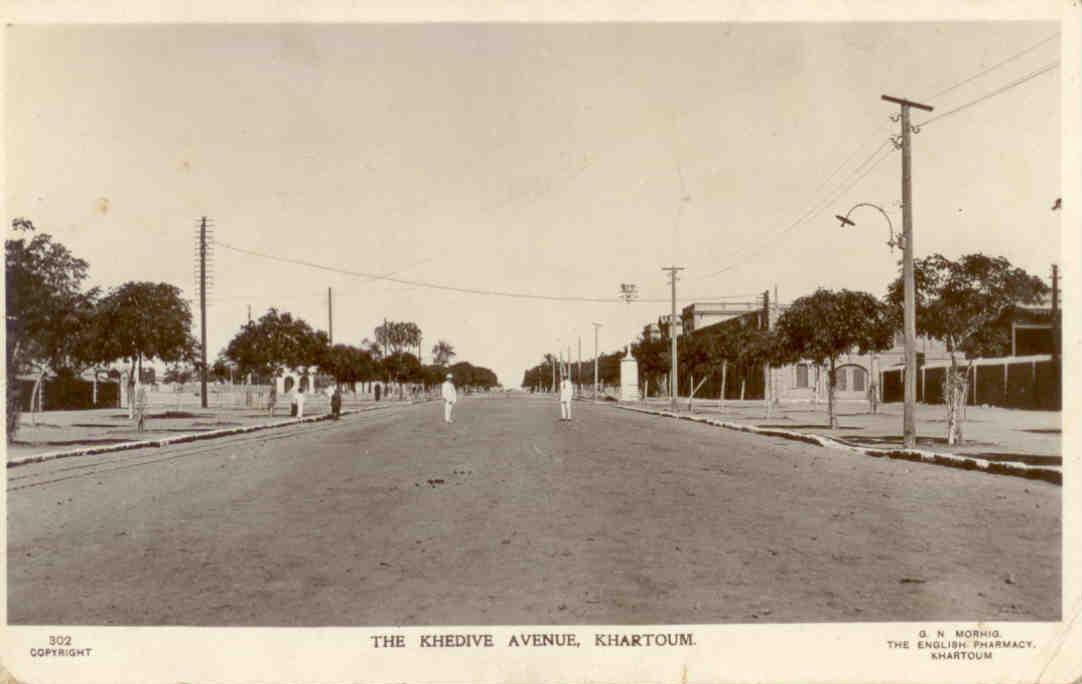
[5,23,1061,386]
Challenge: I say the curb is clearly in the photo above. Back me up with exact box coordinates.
[613,404,1062,486]
[7,401,424,469]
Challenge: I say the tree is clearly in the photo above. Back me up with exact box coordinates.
[320,344,376,389]
[89,281,195,415]
[374,321,422,357]
[774,288,894,429]
[431,339,456,366]
[5,221,99,433]
[632,333,670,398]
[677,333,714,410]
[449,361,498,391]
[381,351,423,398]
[223,308,327,381]
[887,253,1048,444]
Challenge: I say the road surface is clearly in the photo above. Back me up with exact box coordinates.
[7,395,1060,625]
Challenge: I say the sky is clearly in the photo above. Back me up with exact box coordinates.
[4,22,1062,387]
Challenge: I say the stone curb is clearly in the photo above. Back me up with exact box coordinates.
[6,401,427,469]
[613,404,1062,486]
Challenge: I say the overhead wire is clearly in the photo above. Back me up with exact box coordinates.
[918,61,1060,128]
[925,33,1059,100]
[695,38,1061,281]
[698,137,895,279]
[213,239,757,304]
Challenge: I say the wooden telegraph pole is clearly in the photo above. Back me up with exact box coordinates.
[662,267,684,410]
[198,216,210,409]
[883,94,933,449]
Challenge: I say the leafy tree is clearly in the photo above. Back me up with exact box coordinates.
[521,353,559,392]
[449,361,498,391]
[321,344,376,389]
[5,221,99,433]
[90,281,195,415]
[223,308,327,381]
[633,335,670,398]
[886,253,1048,444]
[774,288,893,428]
[431,339,456,366]
[374,320,422,356]
[381,351,422,398]
[677,333,715,409]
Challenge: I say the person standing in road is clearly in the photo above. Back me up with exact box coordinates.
[330,386,342,419]
[441,373,457,423]
[559,375,573,421]
[295,388,306,419]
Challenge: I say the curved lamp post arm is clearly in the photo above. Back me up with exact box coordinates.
[835,203,901,253]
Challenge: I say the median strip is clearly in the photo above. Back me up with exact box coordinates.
[612,404,1061,486]
[6,402,412,469]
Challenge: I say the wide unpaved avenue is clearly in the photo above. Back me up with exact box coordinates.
[7,395,1060,625]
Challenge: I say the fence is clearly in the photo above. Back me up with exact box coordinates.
[880,354,1059,410]
[15,377,120,411]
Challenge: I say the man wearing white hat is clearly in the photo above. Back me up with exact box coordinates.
[441,372,457,423]
[559,374,574,421]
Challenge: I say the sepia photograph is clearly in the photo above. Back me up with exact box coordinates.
[2,4,1078,683]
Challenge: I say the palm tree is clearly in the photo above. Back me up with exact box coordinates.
[431,339,456,366]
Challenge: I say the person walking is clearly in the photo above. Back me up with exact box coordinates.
[559,375,573,421]
[267,382,278,417]
[134,384,149,432]
[330,386,342,419]
[441,373,457,423]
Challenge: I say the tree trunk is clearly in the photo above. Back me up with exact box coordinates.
[720,360,728,403]
[944,357,969,446]
[688,374,694,412]
[29,368,47,426]
[739,372,746,401]
[127,358,137,419]
[827,359,838,429]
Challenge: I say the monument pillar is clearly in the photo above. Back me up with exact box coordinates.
[619,346,640,401]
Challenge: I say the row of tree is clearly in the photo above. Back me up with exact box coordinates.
[5,221,500,439]
[217,309,497,394]
[520,253,1048,444]
[6,221,196,433]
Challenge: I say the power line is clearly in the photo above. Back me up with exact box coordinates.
[213,239,754,304]
[919,61,1060,128]
[699,138,894,279]
[926,33,1059,100]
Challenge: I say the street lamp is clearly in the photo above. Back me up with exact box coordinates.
[837,201,914,446]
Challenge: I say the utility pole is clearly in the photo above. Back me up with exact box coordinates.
[328,287,333,345]
[577,338,582,397]
[662,266,684,410]
[592,322,602,400]
[883,94,933,449]
[198,216,209,409]
[247,304,252,325]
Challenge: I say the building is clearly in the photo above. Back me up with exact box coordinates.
[680,300,765,335]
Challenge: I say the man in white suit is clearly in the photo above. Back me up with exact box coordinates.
[441,373,457,423]
[559,375,573,421]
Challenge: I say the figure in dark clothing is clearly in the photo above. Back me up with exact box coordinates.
[331,387,342,419]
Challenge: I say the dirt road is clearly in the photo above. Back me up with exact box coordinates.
[6,395,1060,625]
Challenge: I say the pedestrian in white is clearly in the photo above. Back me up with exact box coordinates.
[441,373,457,423]
[559,376,573,421]
[295,388,305,418]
